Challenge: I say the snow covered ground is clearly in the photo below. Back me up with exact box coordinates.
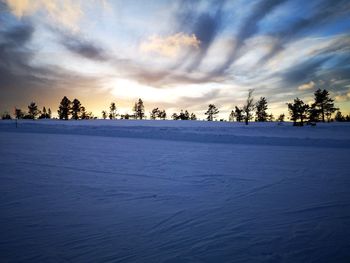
[1,120,350,262]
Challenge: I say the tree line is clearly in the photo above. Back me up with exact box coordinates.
[2,89,350,124]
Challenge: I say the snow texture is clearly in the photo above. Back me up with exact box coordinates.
[1,120,350,262]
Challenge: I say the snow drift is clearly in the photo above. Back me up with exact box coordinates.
[1,120,350,262]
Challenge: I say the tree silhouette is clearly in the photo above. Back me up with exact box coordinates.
[311,89,338,122]
[71,99,82,120]
[184,110,190,120]
[287,98,309,126]
[80,106,87,119]
[255,97,268,122]
[109,102,117,119]
[38,106,51,119]
[234,106,244,122]
[48,108,52,118]
[308,106,319,123]
[1,112,11,119]
[205,104,219,121]
[267,114,274,122]
[123,113,131,119]
[159,110,167,120]
[150,108,159,120]
[335,111,345,122]
[102,110,107,119]
[14,108,24,119]
[42,107,47,118]
[28,102,39,119]
[178,110,188,120]
[172,110,194,120]
[229,110,235,122]
[58,96,71,120]
[277,114,285,122]
[134,99,145,119]
[190,113,197,120]
[243,90,254,125]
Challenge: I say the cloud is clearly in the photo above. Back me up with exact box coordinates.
[171,0,226,71]
[257,0,350,66]
[139,33,200,58]
[0,22,101,111]
[184,10,224,71]
[56,30,109,61]
[4,0,83,30]
[281,56,331,86]
[298,81,316,90]
[335,89,350,102]
[213,0,289,74]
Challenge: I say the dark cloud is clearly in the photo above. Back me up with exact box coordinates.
[0,22,99,111]
[171,0,225,72]
[278,55,350,101]
[51,28,109,61]
[279,33,350,89]
[282,56,331,86]
[185,4,225,71]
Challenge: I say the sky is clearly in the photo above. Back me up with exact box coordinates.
[0,0,350,119]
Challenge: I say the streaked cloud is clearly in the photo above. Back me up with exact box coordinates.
[139,33,200,58]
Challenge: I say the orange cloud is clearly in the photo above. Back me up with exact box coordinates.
[4,0,108,30]
[335,90,350,102]
[139,33,200,58]
[298,81,316,91]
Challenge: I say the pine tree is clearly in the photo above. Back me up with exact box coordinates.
[134,99,145,119]
[287,98,309,126]
[243,89,254,125]
[312,89,338,122]
[38,106,50,119]
[255,97,268,122]
[14,108,24,119]
[58,96,71,120]
[80,106,88,119]
[205,104,219,121]
[48,108,52,118]
[109,102,117,119]
[42,106,47,116]
[71,99,82,120]
[308,107,319,122]
[28,102,39,119]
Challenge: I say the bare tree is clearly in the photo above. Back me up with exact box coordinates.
[243,89,254,125]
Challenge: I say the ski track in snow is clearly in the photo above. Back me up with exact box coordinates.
[0,120,350,262]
